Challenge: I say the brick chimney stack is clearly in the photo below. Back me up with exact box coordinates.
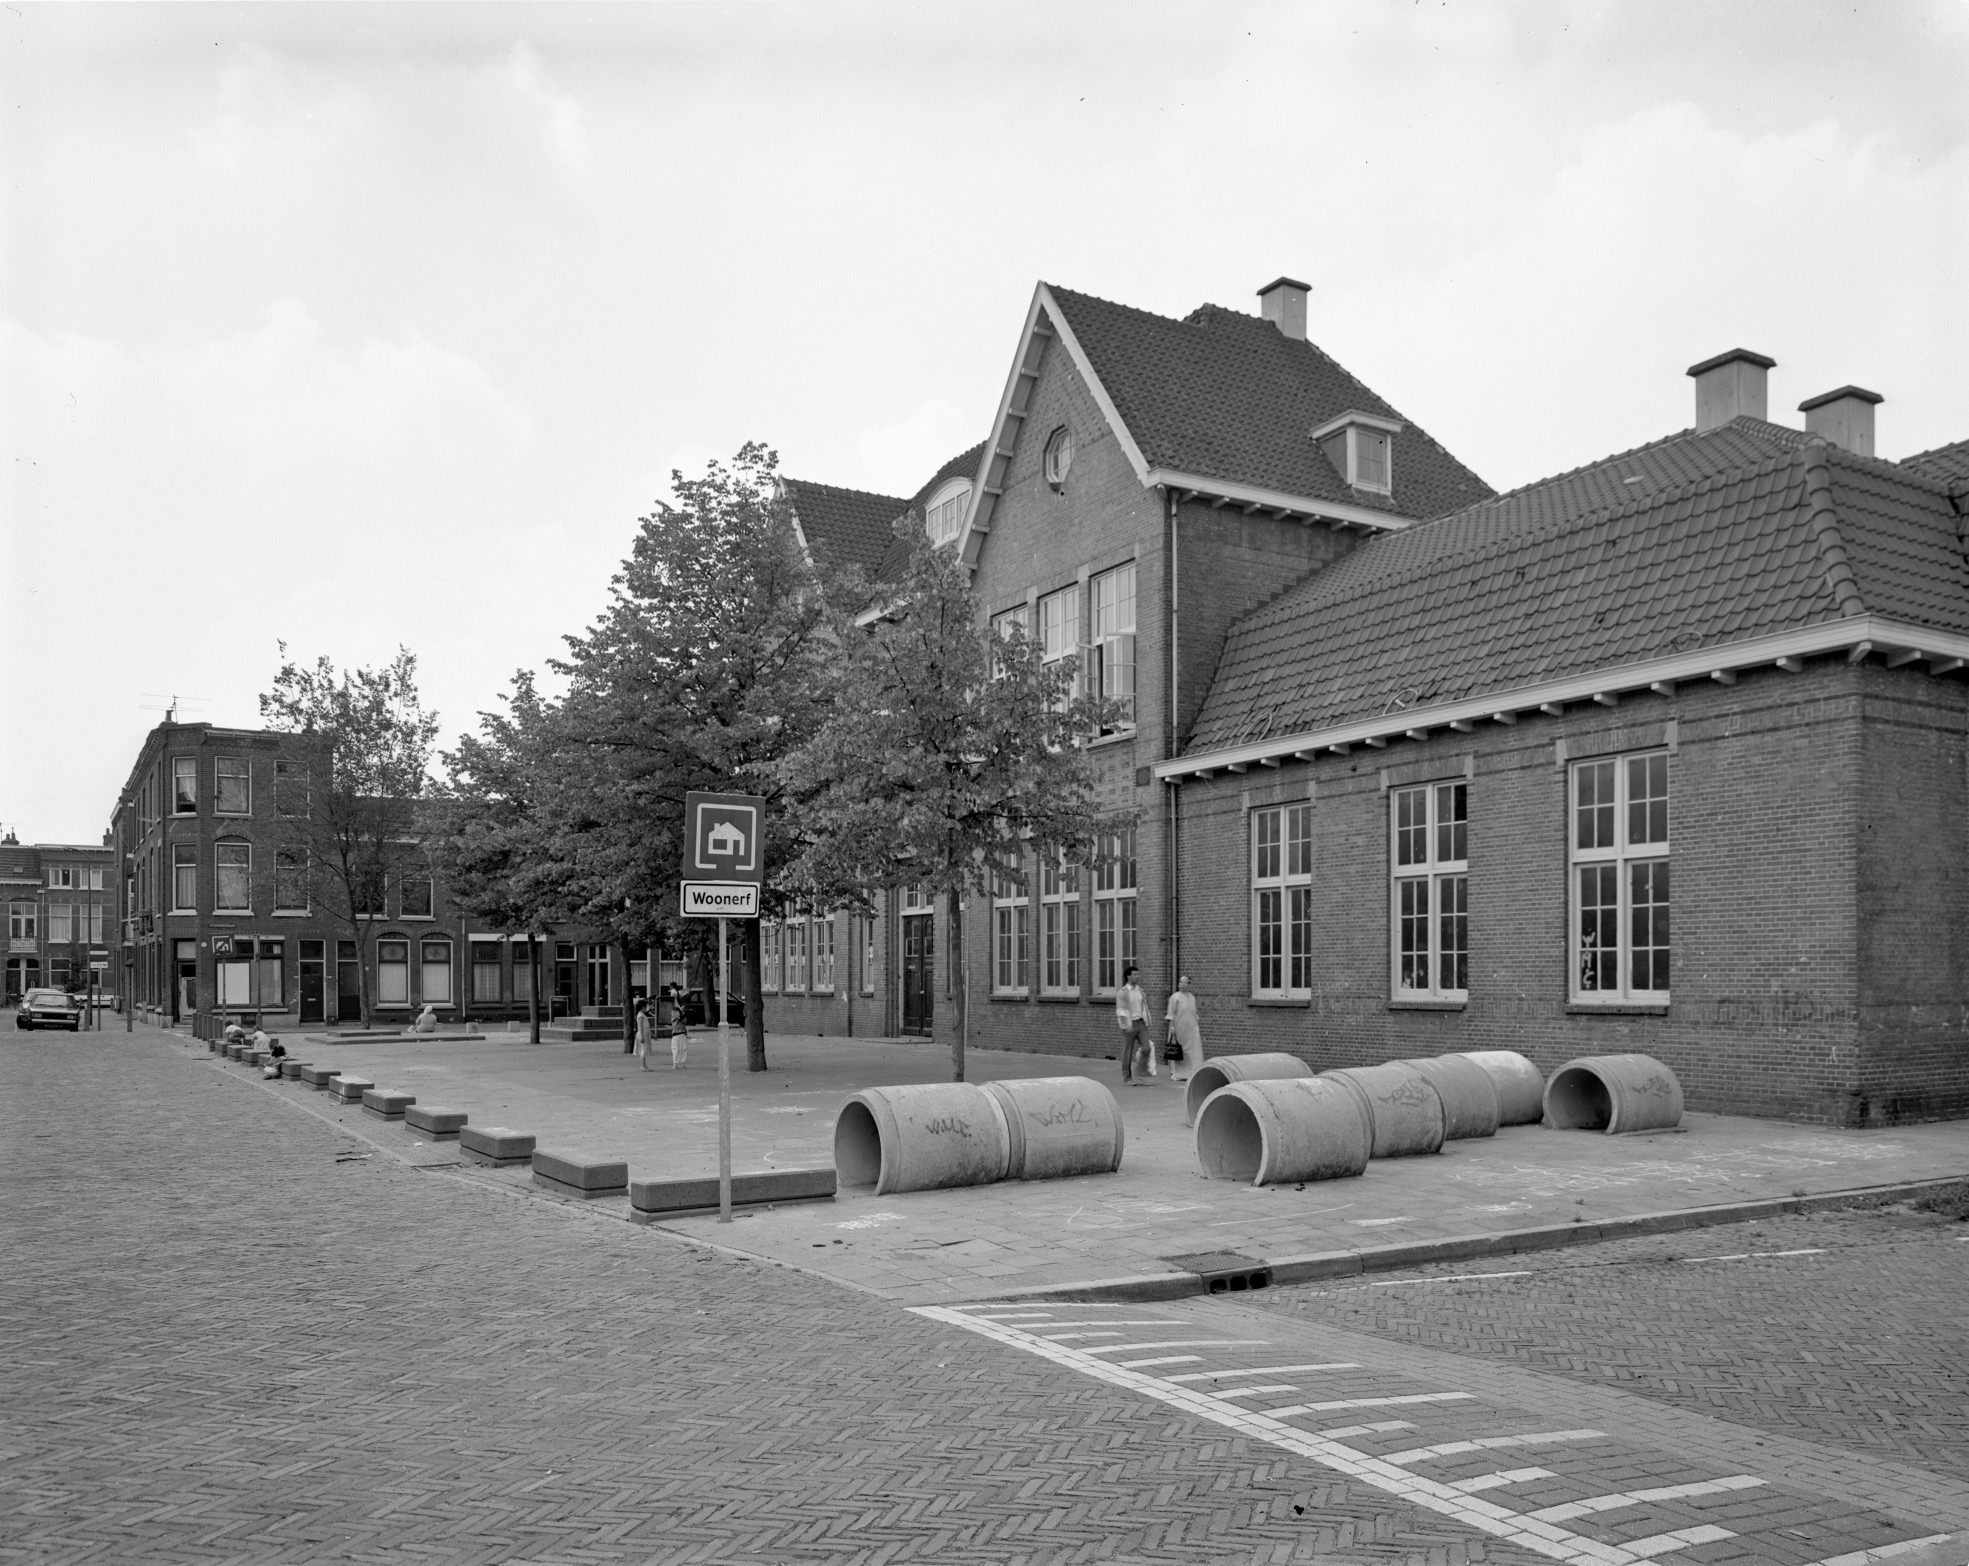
[1798,385,1883,458]
[1687,348,1776,431]
[1257,277,1310,341]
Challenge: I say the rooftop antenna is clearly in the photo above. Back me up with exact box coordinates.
[138,692,210,724]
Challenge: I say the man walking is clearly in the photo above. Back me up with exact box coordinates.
[1115,964,1151,1086]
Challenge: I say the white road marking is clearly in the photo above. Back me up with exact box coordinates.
[1452,1467,1556,1493]
[1319,1421,1416,1439]
[1530,1476,1764,1522]
[1028,1320,1187,1331]
[1678,1248,1825,1262]
[1208,1384,1300,1400]
[1367,1271,1531,1287]
[1164,1363,1357,1383]
[1117,1355,1200,1368]
[1079,1339,1270,1355]
[1621,1524,1736,1557]
[1033,1331,1123,1341]
[1269,1393,1476,1416]
[1800,1537,1957,1565]
[1382,1431,1608,1465]
[1353,1216,1412,1226]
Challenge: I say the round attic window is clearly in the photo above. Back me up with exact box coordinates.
[1043,426,1073,490]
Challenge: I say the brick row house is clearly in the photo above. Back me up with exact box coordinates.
[778,275,1969,1123]
[2,832,117,1003]
[108,721,632,1028]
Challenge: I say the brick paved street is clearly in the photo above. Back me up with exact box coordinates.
[2,1025,1551,1565]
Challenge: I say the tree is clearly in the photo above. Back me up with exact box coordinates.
[776,526,1121,1081]
[259,646,440,1028]
[548,442,848,1070]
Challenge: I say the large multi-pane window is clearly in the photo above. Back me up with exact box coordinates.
[471,942,503,1002]
[83,906,104,943]
[761,922,781,993]
[215,756,251,816]
[377,939,410,1005]
[990,602,1029,677]
[1391,782,1468,1000]
[275,760,309,818]
[1040,850,1082,995]
[511,941,535,1004]
[785,918,808,993]
[992,860,1031,995]
[1090,564,1136,729]
[215,842,251,911]
[401,874,434,918]
[172,757,197,814]
[420,939,452,1004]
[812,914,836,993]
[1038,584,1080,710]
[925,482,970,546]
[46,866,75,889]
[8,903,35,941]
[274,850,309,911]
[1571,752,1670,1000]
[1093,823,1137,993]
[861,916,876,996]
[47,903,73,944]
[1252,804,1315,999]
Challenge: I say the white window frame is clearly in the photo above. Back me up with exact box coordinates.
[761,921,781,993]
[471,941,504,1003]
[8,902,35,941]
[924,480,971,547]
[400,874,436,920]
[860,915,876,996]
[990,602,1030,678]
[172,845,198,913]
[1090,563,1136,731]
[1570,751,1671,1002]
[1390,782,1468,1001]
[992,859,1030,996]
[275,759,309,819]
[47,902,73,944]
[274,849,309,913]
[1311,411,1401,497]
[214,841,251,912]
[419,938,453,1005]
[811,913,836,994]
[1042,425,1073,489]
[214,755,251,817]
[785,917,808,994]
[377,938,411,1006]
[46,865,75,889]
[1039,850,1082,996]
[1252,803,1315,1000]
[1092,823,1136,995]
[172,757,198,814]
[1038,584,1080,711]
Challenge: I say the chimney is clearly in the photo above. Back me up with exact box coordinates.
[1798,385,1882,458]
[1257,276,1310,341]
[1686,348,1775,431]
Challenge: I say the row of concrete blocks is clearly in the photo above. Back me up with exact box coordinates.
[209,1035,833,1218]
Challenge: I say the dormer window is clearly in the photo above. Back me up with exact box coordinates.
[925,480,971,546]
[1311,410,1403,496]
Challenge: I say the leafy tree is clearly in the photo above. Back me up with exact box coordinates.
[259,647,440,1028]
[776,527,1121,1081]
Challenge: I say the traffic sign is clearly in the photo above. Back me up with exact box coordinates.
[90,960,109,972]
[681,881,760,918]
[684,791,764,884]
[212,937,234,956]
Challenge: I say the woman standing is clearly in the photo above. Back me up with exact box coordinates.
[1164,975,1202,1083]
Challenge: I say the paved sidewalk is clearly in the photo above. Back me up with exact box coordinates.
[205,1024,1969,1306]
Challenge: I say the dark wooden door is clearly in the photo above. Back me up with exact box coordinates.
[901,914,933,1035]
[299,963,325,1023]
[336,960,361,1022]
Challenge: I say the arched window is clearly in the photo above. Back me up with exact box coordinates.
[420,938,453,1005]
[377,936,411,1005]
[1043,426,1073,490]
[924,480,971,546]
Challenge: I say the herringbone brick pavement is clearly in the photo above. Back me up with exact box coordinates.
[0,1028,1538,1565]
[1244,1204,1969,1479]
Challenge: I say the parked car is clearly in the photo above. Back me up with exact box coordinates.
[16,988,82,1032]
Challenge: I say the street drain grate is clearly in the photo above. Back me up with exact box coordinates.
[1163,1250,1273,1294]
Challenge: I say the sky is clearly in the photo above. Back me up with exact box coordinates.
[4,0,1966,845]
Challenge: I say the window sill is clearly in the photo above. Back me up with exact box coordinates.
[989,991,1031,1003]
[1036,993,1083,1004]
[1249,997,1312,1008]
[1566,1000,1669,1016]
[272,910,311,918]
[399,915,437,923]
[1087,730,1137,750]
[1388,998,1466,1012]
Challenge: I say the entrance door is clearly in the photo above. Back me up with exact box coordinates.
[554,943,577,1017]
[586,944,610,1008]
[299,939,326,1024]
[335,940,361,1023]
[901,915,933,1035]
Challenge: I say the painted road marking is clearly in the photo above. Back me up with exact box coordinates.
[1383,1431,1608,1465]
[1268,1393,1477,1416]
[1801,1537,1956,1565]
[1164,1363,1356,1383]
[1678,1248,1826,1262]
[1033,1331,1123,1341]
[1320,1422,1417,1440]
[1367,1270,1532,1287]
[1530,1475,1765,1522]
[1452,1467,1556,1494]
[1117,1355,1200,1368]
[1028,1320,1186,1333]
[1208,1384,1302,1400]
[1079,1339,1270,1355]
[1620,1524,1736,1557]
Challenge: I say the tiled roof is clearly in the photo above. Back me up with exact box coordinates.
[874,442,988,582]
[782,478,910,576]
[1045,286,1494,521]
[1903,437,1969,486]
[1185,420,1969,755]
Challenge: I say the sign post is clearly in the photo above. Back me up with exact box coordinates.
[682,791,765,1224]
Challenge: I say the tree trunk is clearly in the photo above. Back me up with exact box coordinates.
[948,884,966,1082]
[742,918,767,1072]
[619,936,637,1053]
[527,934,542,1045]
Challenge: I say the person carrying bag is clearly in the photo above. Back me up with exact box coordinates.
[1164,975,1202,1084]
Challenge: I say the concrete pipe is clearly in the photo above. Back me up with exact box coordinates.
[1194,1076,1371,1186]
[833,1083,1013,1197]
[1400,1054,1500,1140]
[1321,1063,1446,1158]
[982,1077,1125,1181]
[1543,1054,1684,1133]
[1457,1050,1547,1126]
[1183,1052,1314,1127]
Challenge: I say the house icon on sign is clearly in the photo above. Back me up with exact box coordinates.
[706,821,746,858]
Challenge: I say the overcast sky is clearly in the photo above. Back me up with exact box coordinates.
[5,0,1966,844]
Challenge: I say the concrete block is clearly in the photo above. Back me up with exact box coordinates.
[326,1074,374,1104]
[459,1126,535,1167]
[628,1167,835,1218]
[280,1059,306,1079]
[531,1149,628,1198]
[362,1088,415,1119]
[298,1063,338,1088]
[404,1104,468,1138]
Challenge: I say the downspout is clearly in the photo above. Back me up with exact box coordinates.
[1165,485,1182,990]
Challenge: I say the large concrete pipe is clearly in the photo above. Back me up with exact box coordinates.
[1400,1054,1500,1140]
[833,1083,1013,1196]
[1543,1054,1684,1133]
[1183,1052,1314,1127]
[1321,1063,1446,1158]
[982,1077,1125,1180]
[1194,1076,1371,1186]
[1457,1050,1547,1125]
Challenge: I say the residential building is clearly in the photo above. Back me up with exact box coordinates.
[1,832,117,1002]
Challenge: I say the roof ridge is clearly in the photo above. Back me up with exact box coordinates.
[1797,441,1869,619]
[785,476,910,507]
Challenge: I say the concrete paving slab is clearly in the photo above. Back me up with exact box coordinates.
[241,1026,1969,1306]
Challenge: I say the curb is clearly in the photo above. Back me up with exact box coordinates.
[977,1175,1969,1303]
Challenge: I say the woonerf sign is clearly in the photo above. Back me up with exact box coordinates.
[680,790,764,922]
[680,881,759,917]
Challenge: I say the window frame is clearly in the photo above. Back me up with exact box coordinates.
[860,915,876,996]
[1251,803,1315,1000]
[1039,850,1083,997]
[785,916,808,994]
[1569,751,1671,1003]
[172,757,198,815]
[172,845,198,913]
[214,755,251,817]
[214,841,251,912]
[419,938,453,1005]
[991,859,1031,997]
[470,941,504,1003]
[274,849,309,913]
[924,479,972,547]
[761,920,781,994]
[376,937,411,1006]
[1090,563,1136,731]
[400,873,435,920]
[1092,823,1137,995]
[1042,425,1073,489]
[811,912,836,994]
[1388,781,1468,1002]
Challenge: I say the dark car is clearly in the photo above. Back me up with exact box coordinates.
[16,988,81,1032]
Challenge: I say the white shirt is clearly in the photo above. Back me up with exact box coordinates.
[1115,982,1148,1028]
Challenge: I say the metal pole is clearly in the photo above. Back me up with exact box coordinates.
[717,916,732,1223]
